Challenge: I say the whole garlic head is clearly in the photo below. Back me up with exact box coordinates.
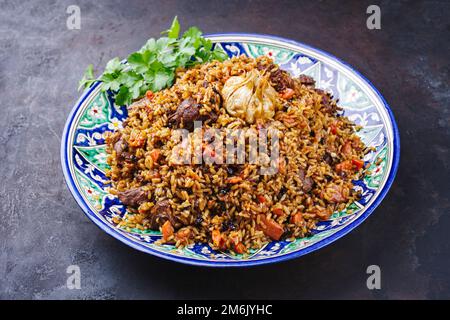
[222,70,280,123]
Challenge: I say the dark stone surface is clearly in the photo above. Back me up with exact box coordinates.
[0,0,449,299]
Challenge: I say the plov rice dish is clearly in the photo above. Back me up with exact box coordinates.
[77,18,368,255]
[104,54,367,254]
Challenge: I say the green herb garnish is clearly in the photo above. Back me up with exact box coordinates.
[78,64,95,91]
[78,16,228,106]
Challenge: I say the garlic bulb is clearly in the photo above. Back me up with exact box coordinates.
[222,70,280,123]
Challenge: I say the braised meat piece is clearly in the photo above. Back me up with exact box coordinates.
[298,168,314,193]
[118,187,148,207]
[148,200,177,229]
[168,98,202,130]
[315,89,337,114]
[269,68,295,92]
[298,74,316,87]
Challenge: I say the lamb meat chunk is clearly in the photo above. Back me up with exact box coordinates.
[298,74,316,87]
[323,152,333,165]
[269,68,295,92]
[168,97,202,130]
[148,200,177,229]
[168,97,219,129]
[315,89,337,114]
[113,136,127,156]
[118,187,148,207]
[114,136,138,163]
[257,61,295,93]
[298,168,314,193]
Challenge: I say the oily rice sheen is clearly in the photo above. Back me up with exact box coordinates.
[105,55,367,254]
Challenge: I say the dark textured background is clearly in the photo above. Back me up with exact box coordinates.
[0,0,449,299]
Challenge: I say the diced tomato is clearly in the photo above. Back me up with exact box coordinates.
[161,221,174,241]
[352,159,364,170]
[152,171,161,179]
[259,215,284,240]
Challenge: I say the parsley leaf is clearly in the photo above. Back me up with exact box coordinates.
[163,16,180,39]
[78,17,228,106]
[127,50,154,73]
[78,64,96,91]
[115,86,131,106]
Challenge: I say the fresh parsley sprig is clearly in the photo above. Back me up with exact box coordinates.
[78,16,228,106]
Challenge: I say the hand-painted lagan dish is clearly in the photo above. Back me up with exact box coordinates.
[104,55,367,254]
[80,18,367,254]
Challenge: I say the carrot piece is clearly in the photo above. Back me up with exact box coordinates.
[335,160,353,172]
[175,228,191,244]
[161,220,174,241]
[227,176,243,184]
[330,123,338,135]
[290,212,304,226]
[259,215,284,240]
[352,159,364,170]
[207,200,215,208]
[257,195,266,203]
[272,208,284,216]
[212,230,226,249]
[189,171,201,180]
[234,242,246,254]
[280,88,295,100]
[342,141,352,156]
[150,149,160,162]
[145,90,154,100]
[277,156,287,174]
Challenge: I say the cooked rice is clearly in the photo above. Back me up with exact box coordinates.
[105,55,366,254]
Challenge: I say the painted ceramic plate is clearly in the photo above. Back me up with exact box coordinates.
[61,34,399,266]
